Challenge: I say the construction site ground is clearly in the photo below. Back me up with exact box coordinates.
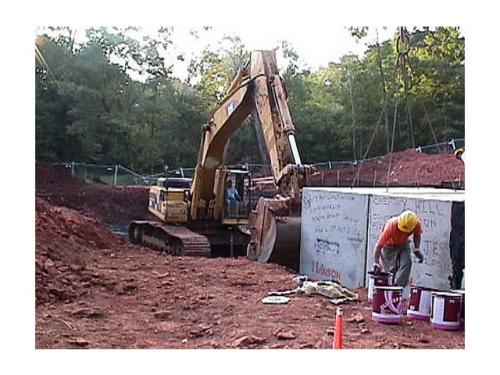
[35,159,465,349]
[313,149,465,187]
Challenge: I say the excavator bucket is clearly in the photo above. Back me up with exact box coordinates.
[247,197,302,271]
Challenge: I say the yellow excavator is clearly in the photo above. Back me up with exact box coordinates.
[129,50,313,270]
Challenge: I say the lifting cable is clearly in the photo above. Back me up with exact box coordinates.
[398,27,416,149]
[385,27,411,190]
[350,106,385,187]
[385,100,399,189]
[351,27,410,187]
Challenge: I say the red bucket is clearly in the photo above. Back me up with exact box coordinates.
[406,286,435,321]
[372,286,404,324]
[451,289,465,328]
[430,292,462,331]
[367,271,393,301]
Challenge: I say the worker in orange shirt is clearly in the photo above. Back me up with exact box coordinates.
[372,210,425,287]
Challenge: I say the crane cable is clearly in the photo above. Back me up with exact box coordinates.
[384,27,413,189]
[351,27,410,187]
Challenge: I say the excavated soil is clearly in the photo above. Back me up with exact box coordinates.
[35,197,465,349]
[311,149,465,188]
[35,162,464,349]
[36,162,151,225]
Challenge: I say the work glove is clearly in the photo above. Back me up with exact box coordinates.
[414,249,424,263]
[371,263,382,275]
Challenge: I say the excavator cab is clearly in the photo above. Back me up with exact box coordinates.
[222,169,251,223]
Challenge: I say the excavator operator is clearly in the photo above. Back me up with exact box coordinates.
[226,180,241,216]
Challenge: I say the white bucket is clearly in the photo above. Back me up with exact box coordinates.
[451,289,465,328]
[372,286,404,324]
[367,272,393,301]
[430,292,462,331]
[406,286,435,320]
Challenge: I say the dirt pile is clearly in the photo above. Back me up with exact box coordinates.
[35,197,464,349]
[311,149,465,187]
[35,197,122,306]
[36,163,150,224]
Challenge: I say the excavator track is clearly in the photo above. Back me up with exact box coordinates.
[128,221,211,257]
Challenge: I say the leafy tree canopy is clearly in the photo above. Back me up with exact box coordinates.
[36,26,464,173]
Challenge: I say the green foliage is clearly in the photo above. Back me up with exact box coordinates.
[35,26,464,174]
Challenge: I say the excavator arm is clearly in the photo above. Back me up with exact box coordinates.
[190,50,312,269]
[190,51,311,216]
[189,67,253,220]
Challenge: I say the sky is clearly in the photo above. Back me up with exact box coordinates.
[46,25,396,81]
[165,25,396,79]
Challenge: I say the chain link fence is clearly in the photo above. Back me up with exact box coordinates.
[313,138,464,171]
[60,139,463,186]
[61,163,152,185]
[59,163,197,186]
[415,138,464,155]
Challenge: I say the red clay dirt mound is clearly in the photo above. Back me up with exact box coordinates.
[312,149,465,187]
[36,162,80,188]
[36,163,150,224]
[35,197,122,306]
[35,197,464,349]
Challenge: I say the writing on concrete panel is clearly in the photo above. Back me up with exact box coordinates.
[300,189,369,288]
[366,195,453,290]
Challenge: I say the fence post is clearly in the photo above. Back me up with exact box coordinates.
[329,161,332,169]
[113,164,118,185]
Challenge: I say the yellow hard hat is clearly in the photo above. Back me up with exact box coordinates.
[397,210,418,233]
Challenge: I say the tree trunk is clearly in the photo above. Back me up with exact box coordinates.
[422,103,439,146]
[348,73,356,161]
[376,31,390,154]
[406,100,415,149]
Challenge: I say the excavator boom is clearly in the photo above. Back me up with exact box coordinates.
[190,51,311,216]
[130,50,312,269]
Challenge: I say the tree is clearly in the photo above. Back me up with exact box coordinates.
[35,26,464,174]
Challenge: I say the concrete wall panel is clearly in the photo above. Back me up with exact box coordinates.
[366,194,453,290]
[299,188,462,292]
[300,188,369,288]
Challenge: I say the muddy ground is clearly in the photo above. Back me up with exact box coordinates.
[35,160,464,349]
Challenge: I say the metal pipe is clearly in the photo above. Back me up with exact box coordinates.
[229,228,234,258]
[113,165,118,185]
[288,134,302,165]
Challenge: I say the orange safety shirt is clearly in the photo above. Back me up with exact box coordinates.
[376,217,422,247]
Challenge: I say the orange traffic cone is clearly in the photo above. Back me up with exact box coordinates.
[333,307,343,349]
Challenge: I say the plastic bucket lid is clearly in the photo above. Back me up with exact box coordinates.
[432,291,462,298]
[374,286,403,291]
[367,271,393,277]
